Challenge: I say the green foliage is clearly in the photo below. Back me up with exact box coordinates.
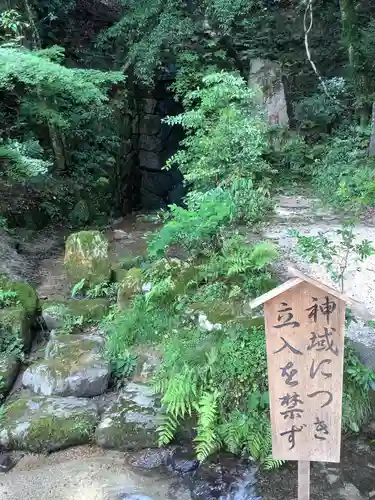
[0,8,29,44]
[0,327,24,359]
[153,325,278,466]
[290,224,374,292]
[0,34,125,227]
[165,72,273,224]
[109,349,137,381]
[0,289,19,308]
[0,139,52,180]
[148,193,234,258]
[103,296,179,380]
[343,342,375,432]
[200,236,278,280]
[294,78,349,135]
[71,279,118,301]
[71,279,86,299]
[310,126,375,210]
[86,282,119,300]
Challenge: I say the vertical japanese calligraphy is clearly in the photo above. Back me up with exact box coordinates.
[264,282,345,462]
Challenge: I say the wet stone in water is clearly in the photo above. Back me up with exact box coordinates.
[0,452,15,472]
[167,446,200,474]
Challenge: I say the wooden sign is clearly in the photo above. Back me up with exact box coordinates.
[251,271,348,463]
[265,280,345,462]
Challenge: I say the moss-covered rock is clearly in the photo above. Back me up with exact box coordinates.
[0,276,39,315]
[42,298,109,332]
[0,306,33,352]
[95,382,161,451]
[22,333,109,397]
[0,277,39,353]
[0,354,20,397]
[117,268,143,309]
[64,231,111,287]
[191,299,242,324]
[0,395,99,452]
[112,265,129,284]
[132,345,162,383]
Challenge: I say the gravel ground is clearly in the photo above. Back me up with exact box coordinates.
[260,195,375,349]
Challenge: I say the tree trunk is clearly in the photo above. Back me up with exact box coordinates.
[339,0,357,67]
[339,0,370,126]
[24,0,70,174]
[369,103,375,157]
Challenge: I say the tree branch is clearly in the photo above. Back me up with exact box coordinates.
[303,0,330,98]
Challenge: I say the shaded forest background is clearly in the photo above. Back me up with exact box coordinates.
[1,0,375,230]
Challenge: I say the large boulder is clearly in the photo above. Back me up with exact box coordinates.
[249,58,289,127]
[64,231,111,287]
[0,395,99,452]
[95,382,161,451]
[22,333,110,397]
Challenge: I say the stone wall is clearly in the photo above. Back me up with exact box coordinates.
[112,80,140,214]
[134,78,185,211]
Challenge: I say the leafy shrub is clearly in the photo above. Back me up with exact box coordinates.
[311,126,375,210]
[290,224,374,292]
[153,324,282,468]
[164,71,273,224]
[103,296,180,379]
[294,78,349,135]
[153,322,374,466]
[71,279,119,301]
[148,192,234,258]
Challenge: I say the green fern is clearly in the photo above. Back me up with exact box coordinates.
[194,390,221,461]
[263,456,285,470]
[160,365,198,418]
[157,413,180,446]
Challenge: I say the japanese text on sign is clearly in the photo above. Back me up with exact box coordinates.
[264,283,345,462]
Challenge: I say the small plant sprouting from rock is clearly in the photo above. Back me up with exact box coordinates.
[289,224,375,293]
[71,279,118,300]
[71,278,86,298]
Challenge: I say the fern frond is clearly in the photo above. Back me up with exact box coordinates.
[157,413,180,446]
[194,390,221,461]
[161,365,198,418]
[262,456,285,470]
[249,242,279,270]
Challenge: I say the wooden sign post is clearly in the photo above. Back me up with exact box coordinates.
[250,269,353,500]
